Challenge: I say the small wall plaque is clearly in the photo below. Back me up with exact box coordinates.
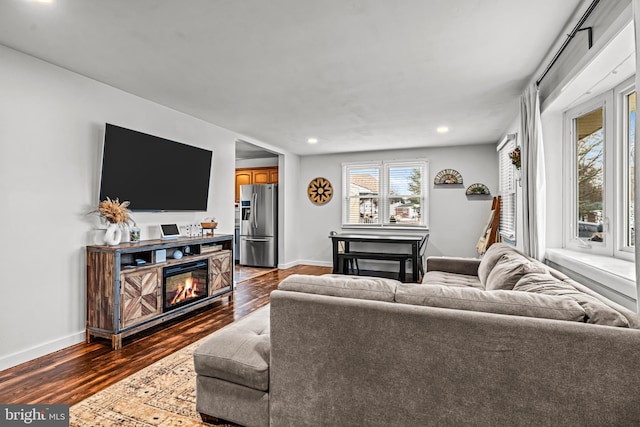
[466,183,491,195]
[434,169,463,185]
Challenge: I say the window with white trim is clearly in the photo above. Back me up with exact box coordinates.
[622,88,635,249]
[497,135,517,242]
[342,160,428,228]
[562,77,635,260]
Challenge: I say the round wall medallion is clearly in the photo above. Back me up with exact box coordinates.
[434,168,463,185]
[307,177,333,205]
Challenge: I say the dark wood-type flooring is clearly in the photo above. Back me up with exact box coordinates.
[234,264,278,282]
[0,265,331,405]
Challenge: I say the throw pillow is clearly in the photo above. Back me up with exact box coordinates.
[514,273,630,327]
[477,243,519,287]
[395,284,586,322]
[485,252,547,291]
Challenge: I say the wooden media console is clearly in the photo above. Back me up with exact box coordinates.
[86,234,233,349]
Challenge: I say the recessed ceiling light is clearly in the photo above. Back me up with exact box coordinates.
[32,0,54,3]
[436,126,449,134]
[307,138,318,144]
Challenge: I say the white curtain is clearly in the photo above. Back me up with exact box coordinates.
[520,83,546,261]
[633,0,640,312]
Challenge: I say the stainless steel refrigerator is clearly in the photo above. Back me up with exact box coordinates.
[239,184,277,267]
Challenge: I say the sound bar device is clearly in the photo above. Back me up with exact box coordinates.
[160,224,180,240]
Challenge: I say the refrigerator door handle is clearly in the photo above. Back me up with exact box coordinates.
[252,192,258,229]
[244,237,270,242]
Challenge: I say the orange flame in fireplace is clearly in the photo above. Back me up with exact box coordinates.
[170,277,199,305]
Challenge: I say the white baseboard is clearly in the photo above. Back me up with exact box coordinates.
[277,259,333,269]
[0,330,86,372]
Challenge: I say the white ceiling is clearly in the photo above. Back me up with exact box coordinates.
[0,0,583,156]
[236,139,279,160]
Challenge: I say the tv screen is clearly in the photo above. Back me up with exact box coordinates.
[99,123,213,211]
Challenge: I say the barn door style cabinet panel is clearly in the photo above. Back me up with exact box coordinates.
[86,234,233,349]
[120,266,162,329]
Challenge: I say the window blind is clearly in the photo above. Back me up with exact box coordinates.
[497,136,517,240]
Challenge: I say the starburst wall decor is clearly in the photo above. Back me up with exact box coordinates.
[307,177,333,205]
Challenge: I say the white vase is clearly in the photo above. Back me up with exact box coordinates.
[104,223,122,246]
[514,167,522,185]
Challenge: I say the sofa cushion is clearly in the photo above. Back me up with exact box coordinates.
[422,271,483,289]
[194,306,271,391]
[513,273,630,328]
[564,277,640,329]
[484,252,547,291]
[278,274,399,302]
[425,256,481,276]
[477,243,517,287]
[395,284,586,322]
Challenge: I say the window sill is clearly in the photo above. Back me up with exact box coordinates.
[545,248,636,299]
[341,225,429,231]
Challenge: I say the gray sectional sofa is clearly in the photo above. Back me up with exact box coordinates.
[194,243,640,426]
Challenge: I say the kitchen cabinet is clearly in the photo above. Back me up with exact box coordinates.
[269,168,279,183]
[235,167,278,202]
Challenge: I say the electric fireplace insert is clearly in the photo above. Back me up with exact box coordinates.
[163,260,209,311]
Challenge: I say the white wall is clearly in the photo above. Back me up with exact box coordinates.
[294,145,498,267]
[0,45,290,370]
[236,157,279,168]
[278,154,301,269]
[540,111,564,248]
[0,44,498,370]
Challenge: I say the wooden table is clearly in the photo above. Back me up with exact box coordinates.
[329,233,429,283]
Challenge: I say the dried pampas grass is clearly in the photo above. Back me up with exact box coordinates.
[96,197,132,225]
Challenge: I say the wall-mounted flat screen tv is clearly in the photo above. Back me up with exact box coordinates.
[99,123,213,211]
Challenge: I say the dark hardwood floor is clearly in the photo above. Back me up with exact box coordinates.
[0,265,331,405]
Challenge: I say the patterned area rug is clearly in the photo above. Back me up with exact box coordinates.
[69,308,270,426]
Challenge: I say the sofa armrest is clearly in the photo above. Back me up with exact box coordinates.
[426,256,480,276]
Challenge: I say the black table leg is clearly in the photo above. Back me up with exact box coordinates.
[332,238,339,273]
[412,243,419,283]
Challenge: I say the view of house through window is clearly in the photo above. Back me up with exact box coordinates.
[345,166,380,224]
[343,160,428,227]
